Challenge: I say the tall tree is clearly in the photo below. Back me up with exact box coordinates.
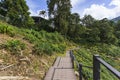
[0,0,8,17]
[98,18,117,44]
[81,15,95,27]
[0,0,34,27]
[47,0,72,34]
[68,13,80,37]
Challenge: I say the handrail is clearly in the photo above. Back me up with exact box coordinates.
[93,55,120,80]
[70,50,120,80]
[70,50,92,80]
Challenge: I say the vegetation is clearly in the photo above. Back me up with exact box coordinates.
[0,40,26,55]
[74,44,120,80]
[0,21,70,79]
[0,0,34,27]
[47,0,71,34]
[0,0,120,80]
[0,21,67,55]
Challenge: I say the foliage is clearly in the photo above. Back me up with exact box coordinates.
[21,30,66,55]
[0,21,67,56]
[1,40,26,55]
[78,16,118,44]
[34,19,54,32]
[0,0,34,27]
[74,44,120,80]
[0,21,16,37]
[0,15,5,21]
[33,43,66,55]
[19,29,67,55]
[47,0,71,34]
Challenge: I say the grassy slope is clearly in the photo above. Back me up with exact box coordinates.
[0,21,75,80]
[74,44,120,80]
[0,21,119,80]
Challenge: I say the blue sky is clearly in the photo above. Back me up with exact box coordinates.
[26,0,120,19]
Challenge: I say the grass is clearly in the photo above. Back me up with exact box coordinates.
[1,21,119,80]
[0,40,26,55]
[0,21,71,79]
[0,21,68,56]
[73,44,120,80]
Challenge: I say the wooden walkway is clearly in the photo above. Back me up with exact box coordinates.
[44,51,76,80]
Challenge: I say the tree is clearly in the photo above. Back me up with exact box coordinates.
[98,18,117,44]
[0,0,34,27]
[68,13,80,37]
[0,0,7,17]
[80,16,117,44]
[81,15,95,27]
[80,15,100,43]
[47,0,72,35]
[115,20,120,45]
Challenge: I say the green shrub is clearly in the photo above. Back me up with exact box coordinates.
[0,21,67,56]
[6,26,15,37]
[4,40,26,55]
[23,34,39,43]
[33,42,66,56]
[33,42,53,55]
[0,24,15,37]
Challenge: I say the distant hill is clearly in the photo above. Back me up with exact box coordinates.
[112,16,120,22]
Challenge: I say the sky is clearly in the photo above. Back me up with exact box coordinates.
[26,0,120,20]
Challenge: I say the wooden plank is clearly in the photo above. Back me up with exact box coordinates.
[66,51,70,57]
[44,67,55,80]
[44,51,77,80]
[53,57,61,67]
[53,68,76,80]
[58,57,73,68]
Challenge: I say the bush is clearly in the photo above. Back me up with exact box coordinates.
[0,23,15,37]
[4,40,26,55]
[33,42,66,56]
[23,34,39,43]
[33,42,53,55]
[0,21,67,55]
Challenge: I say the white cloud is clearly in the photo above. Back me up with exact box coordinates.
[82,0,120,19]
[71,0,85,7]
[29,9,38,16]
[109,0,120,6]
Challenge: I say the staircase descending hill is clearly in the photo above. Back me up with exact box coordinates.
[44,51,76,80]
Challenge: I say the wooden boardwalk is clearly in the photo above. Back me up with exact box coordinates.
[44,51,76,80]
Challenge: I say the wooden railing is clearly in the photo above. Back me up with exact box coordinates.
[93,55,120,80]
[70,50,120,80]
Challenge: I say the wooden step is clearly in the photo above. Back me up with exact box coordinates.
[53,68,76,80]
[44,51,76,80]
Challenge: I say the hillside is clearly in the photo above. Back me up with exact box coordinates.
[0,21,75,80]
[0,21,120,80]
[74,44,120,80]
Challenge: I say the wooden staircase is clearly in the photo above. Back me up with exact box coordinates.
[44,51,76,80]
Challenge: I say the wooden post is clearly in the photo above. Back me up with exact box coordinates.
[93,55,100,80]
[79,64,82,80]
[71,50,74,68]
